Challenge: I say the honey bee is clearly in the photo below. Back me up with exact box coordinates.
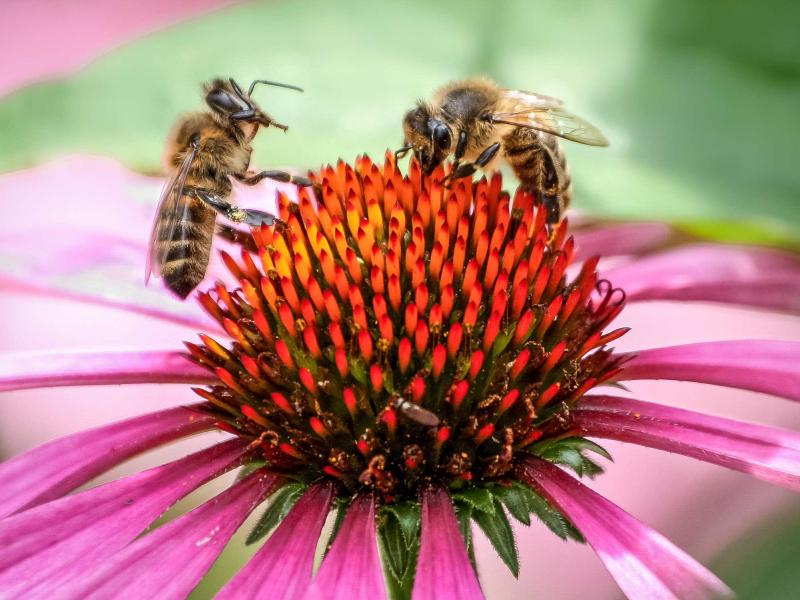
[146,77,311,299]
[399,77,608,224]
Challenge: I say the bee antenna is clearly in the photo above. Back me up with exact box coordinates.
[248,79,304,96]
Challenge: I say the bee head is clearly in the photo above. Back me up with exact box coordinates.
[401,103,452,174]
[204,78,297,133]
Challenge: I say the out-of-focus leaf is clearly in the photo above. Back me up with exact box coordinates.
[0,0,798,244]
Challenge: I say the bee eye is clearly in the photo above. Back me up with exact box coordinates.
[206,89,244,113]
[433,124,451,149]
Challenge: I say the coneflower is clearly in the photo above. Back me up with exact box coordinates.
[1,153,799,599]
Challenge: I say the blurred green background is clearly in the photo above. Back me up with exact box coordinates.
[1,1,799,597]
[0,0,798,247]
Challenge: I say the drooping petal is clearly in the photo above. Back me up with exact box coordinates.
[0,0,239,97]
[0,405,213,518]
[57,469,280,600]
[217,482,334,600]
[517,456,732,600]
[0,349,214,392]
[604,244,800,313]
[304,494,386,600]
[0,439,248,598]
[618,340,800,402]
[413,487,484,600]
[575,395,800,491]
[573,222,672,261]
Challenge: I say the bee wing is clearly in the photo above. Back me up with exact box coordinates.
[503,88,565,109]
[492,90,609,147]
[145,143,199,283]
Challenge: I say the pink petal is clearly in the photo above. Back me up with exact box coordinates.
[575,395,800,491]
[618,340,800,402]
[58,468,280,600]
[218,483,335,600]
[0,273,222,331]
[573,222,672,261]
[604,243,800,313]
[0,439,248,598]
[517,457,732,600]
[0,405,213,518]
[305,494,386,600]
[0,349,214,392]
[0,156,293,326]
[0,0,240,97]
[413,487,484,600]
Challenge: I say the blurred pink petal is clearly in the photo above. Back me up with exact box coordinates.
[0,349,214,392]
[577,395,800,490]
[518,457,732,600]
[306,495,386,600]
[218,483,335,600]
[619,340,800,402]
[0,406,212,518]
[0,155,294,329]
[59,469,280,600]
[605,244,800,313]
[413,487,484,600]
[0,0,241,97]
[0,439,247,597]
[573,222,672,261]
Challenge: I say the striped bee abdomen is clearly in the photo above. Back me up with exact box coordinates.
[157,195,216,299]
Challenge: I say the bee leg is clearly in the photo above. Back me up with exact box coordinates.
[216,223,258,253]
[193,189,285,228]
[235,170,314,188]
[449,130,469,177]
[444,142,501,184]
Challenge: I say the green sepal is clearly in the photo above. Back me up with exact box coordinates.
[493,483,532,526]
[384,501,421,547]
[530,436,612,479]
[472,497,519,577]
[454,501,478,573]
[524,487,584,543]
[322,496,350,559]
[491,327,515,357]
[349,357,367,385]
[452,487,495,515]
[378,503,421,599]
[234,460,265,483]
[245,482,306,545]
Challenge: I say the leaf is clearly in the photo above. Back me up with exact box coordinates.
[472,498,519,577]
[246,482,306,545]
[494,483,532,526]
[453,487,495,515]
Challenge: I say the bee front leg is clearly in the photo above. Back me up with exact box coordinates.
[444,142,501,184]
[235,170,314,188]
[192,189,285,228]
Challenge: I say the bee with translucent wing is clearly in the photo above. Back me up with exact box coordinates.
[146,78,312,299]
[400,77,608,224]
